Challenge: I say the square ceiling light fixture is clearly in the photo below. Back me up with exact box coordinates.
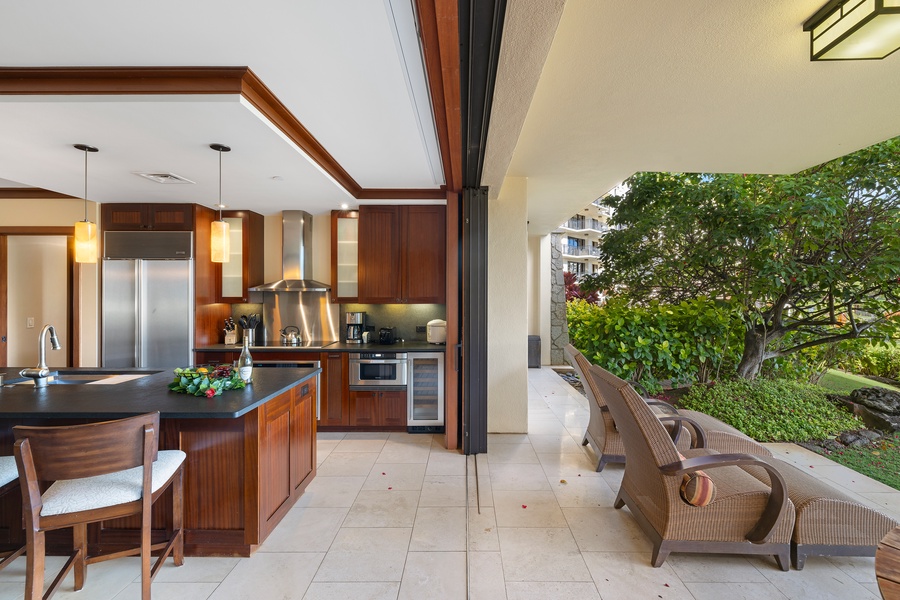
[804,0,900,60]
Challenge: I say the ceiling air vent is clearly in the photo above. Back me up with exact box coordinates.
[134,172,196,185]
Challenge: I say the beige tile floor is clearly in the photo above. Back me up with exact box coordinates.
[1,367,898,599]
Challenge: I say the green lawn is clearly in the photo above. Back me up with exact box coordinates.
[809,433,900,491]
[817,368,900,395]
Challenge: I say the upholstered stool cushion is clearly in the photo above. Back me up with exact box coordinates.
[0,456,17,487]
[40,450,185,517]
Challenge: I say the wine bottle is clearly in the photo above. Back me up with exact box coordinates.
[238,333,253,383]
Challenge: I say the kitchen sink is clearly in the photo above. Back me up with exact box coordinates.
[2,373,151,387]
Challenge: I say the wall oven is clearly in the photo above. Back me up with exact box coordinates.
[349,353,408,388]
[253,360,321,419]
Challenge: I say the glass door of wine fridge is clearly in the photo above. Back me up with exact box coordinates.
[407,352,444,430]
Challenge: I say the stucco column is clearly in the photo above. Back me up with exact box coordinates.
[487,177,529,433]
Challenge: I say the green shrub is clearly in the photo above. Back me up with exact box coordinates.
[843,343,900,380]
[678,379,861,442]
[567,297,742,389]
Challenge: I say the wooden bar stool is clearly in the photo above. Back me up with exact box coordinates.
[0,456,25,570]
[13,412,185,600]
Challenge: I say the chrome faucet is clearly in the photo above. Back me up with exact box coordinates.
[19,324,61,387]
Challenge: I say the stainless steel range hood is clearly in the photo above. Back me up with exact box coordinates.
[249,210,330,292]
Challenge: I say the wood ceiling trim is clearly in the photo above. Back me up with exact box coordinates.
[0,188,75,199]
[357,187,447,200]
[0,66,246,95]
[0,66,447,200]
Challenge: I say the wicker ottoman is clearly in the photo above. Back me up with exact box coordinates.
[744,458,899,569]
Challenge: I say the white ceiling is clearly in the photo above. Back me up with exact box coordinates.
[484,0,900,234]
[0,0,443,215]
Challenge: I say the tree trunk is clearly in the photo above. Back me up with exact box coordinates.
[736,328,767,379]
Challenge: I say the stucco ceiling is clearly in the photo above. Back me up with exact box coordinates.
[484,0,900,234]
[0,0,443,215]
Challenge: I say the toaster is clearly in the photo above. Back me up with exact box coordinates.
[426,319,447,344]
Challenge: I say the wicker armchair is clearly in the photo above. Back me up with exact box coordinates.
[587,363,795,570]
[564,344,771,471]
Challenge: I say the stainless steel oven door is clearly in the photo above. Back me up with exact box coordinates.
[349,353,408,387]
[253,360,321,419]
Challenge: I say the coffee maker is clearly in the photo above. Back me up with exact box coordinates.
[345,312,366,344]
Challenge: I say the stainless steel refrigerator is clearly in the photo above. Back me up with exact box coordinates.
[102,231,194,369]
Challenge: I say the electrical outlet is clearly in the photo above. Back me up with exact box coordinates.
[26,317,35,329]
[416,325,426,333]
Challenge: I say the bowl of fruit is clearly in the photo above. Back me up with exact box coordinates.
[168,365,247,398]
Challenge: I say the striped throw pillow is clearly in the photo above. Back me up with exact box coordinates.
[677,452,716,507]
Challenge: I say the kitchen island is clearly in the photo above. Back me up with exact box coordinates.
[0,367,319,557]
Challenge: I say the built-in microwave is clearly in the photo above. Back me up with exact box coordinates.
[349,353,408,387]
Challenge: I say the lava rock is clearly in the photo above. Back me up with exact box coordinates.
[849,387,900,415]
[839,431,870,447]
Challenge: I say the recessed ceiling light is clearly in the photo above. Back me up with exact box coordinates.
[341,203,349,210]
[134,172,196,185]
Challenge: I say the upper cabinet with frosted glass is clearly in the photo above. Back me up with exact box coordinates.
[330,210,359,303]
[217,210,264,303]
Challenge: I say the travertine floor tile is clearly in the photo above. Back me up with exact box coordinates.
[582,551,694,600]
[505,581,602,600]
[362,463,427,491]
[498,527,591,582]
[562,507,652,553]
[342,490,419,527]
[314,528,411,582]
[302,582,400,600]
[316,452,379,477]
[259,507,348,552]
[398,551,466,600]
[418,475,467,507]
[295,476,365,508]
[208,552,324,600]
[494,490,567,528]
[468,552,506,600]
[410,506,467,551]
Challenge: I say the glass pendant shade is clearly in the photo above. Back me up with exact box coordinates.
[73,143,99,264]
[74,219,97,263]
[209,143,232,263]
[805,0,900,60]
[211,219,230,263]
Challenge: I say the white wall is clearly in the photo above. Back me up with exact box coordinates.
[487,177,529,433]
[1,197,100,366]
[8,236,69,366]
[526,234,552,365]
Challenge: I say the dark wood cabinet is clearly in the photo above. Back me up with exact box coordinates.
[349,389,407,429]
[357,205,446,304]
[261,380,316,534]
[358,205,402,303]
[402,205,446,304]
[216,210,264,303]
[101,203,194,231]
[320,352,349,427]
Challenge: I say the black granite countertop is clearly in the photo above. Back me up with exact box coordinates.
[0,367,319,420]
[196,341,447,353]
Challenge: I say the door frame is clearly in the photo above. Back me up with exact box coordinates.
[0,226,79,367]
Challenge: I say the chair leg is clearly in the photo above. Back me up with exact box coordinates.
[775,550,790,572]
[613,490,626,509]
[596,457,607,472]
[0,545,24,571]
[792,545,806,571]
[173,468,184,566]
[73,522,87,590]
[581,434,590,446]
[25,529,45,600]
[141,508,152,600]
[651,542,670,568]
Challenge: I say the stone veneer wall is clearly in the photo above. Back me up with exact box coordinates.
[550,232,568,365]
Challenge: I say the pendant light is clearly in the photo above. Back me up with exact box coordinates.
[210,143,231,263]
[73,144,99,263]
